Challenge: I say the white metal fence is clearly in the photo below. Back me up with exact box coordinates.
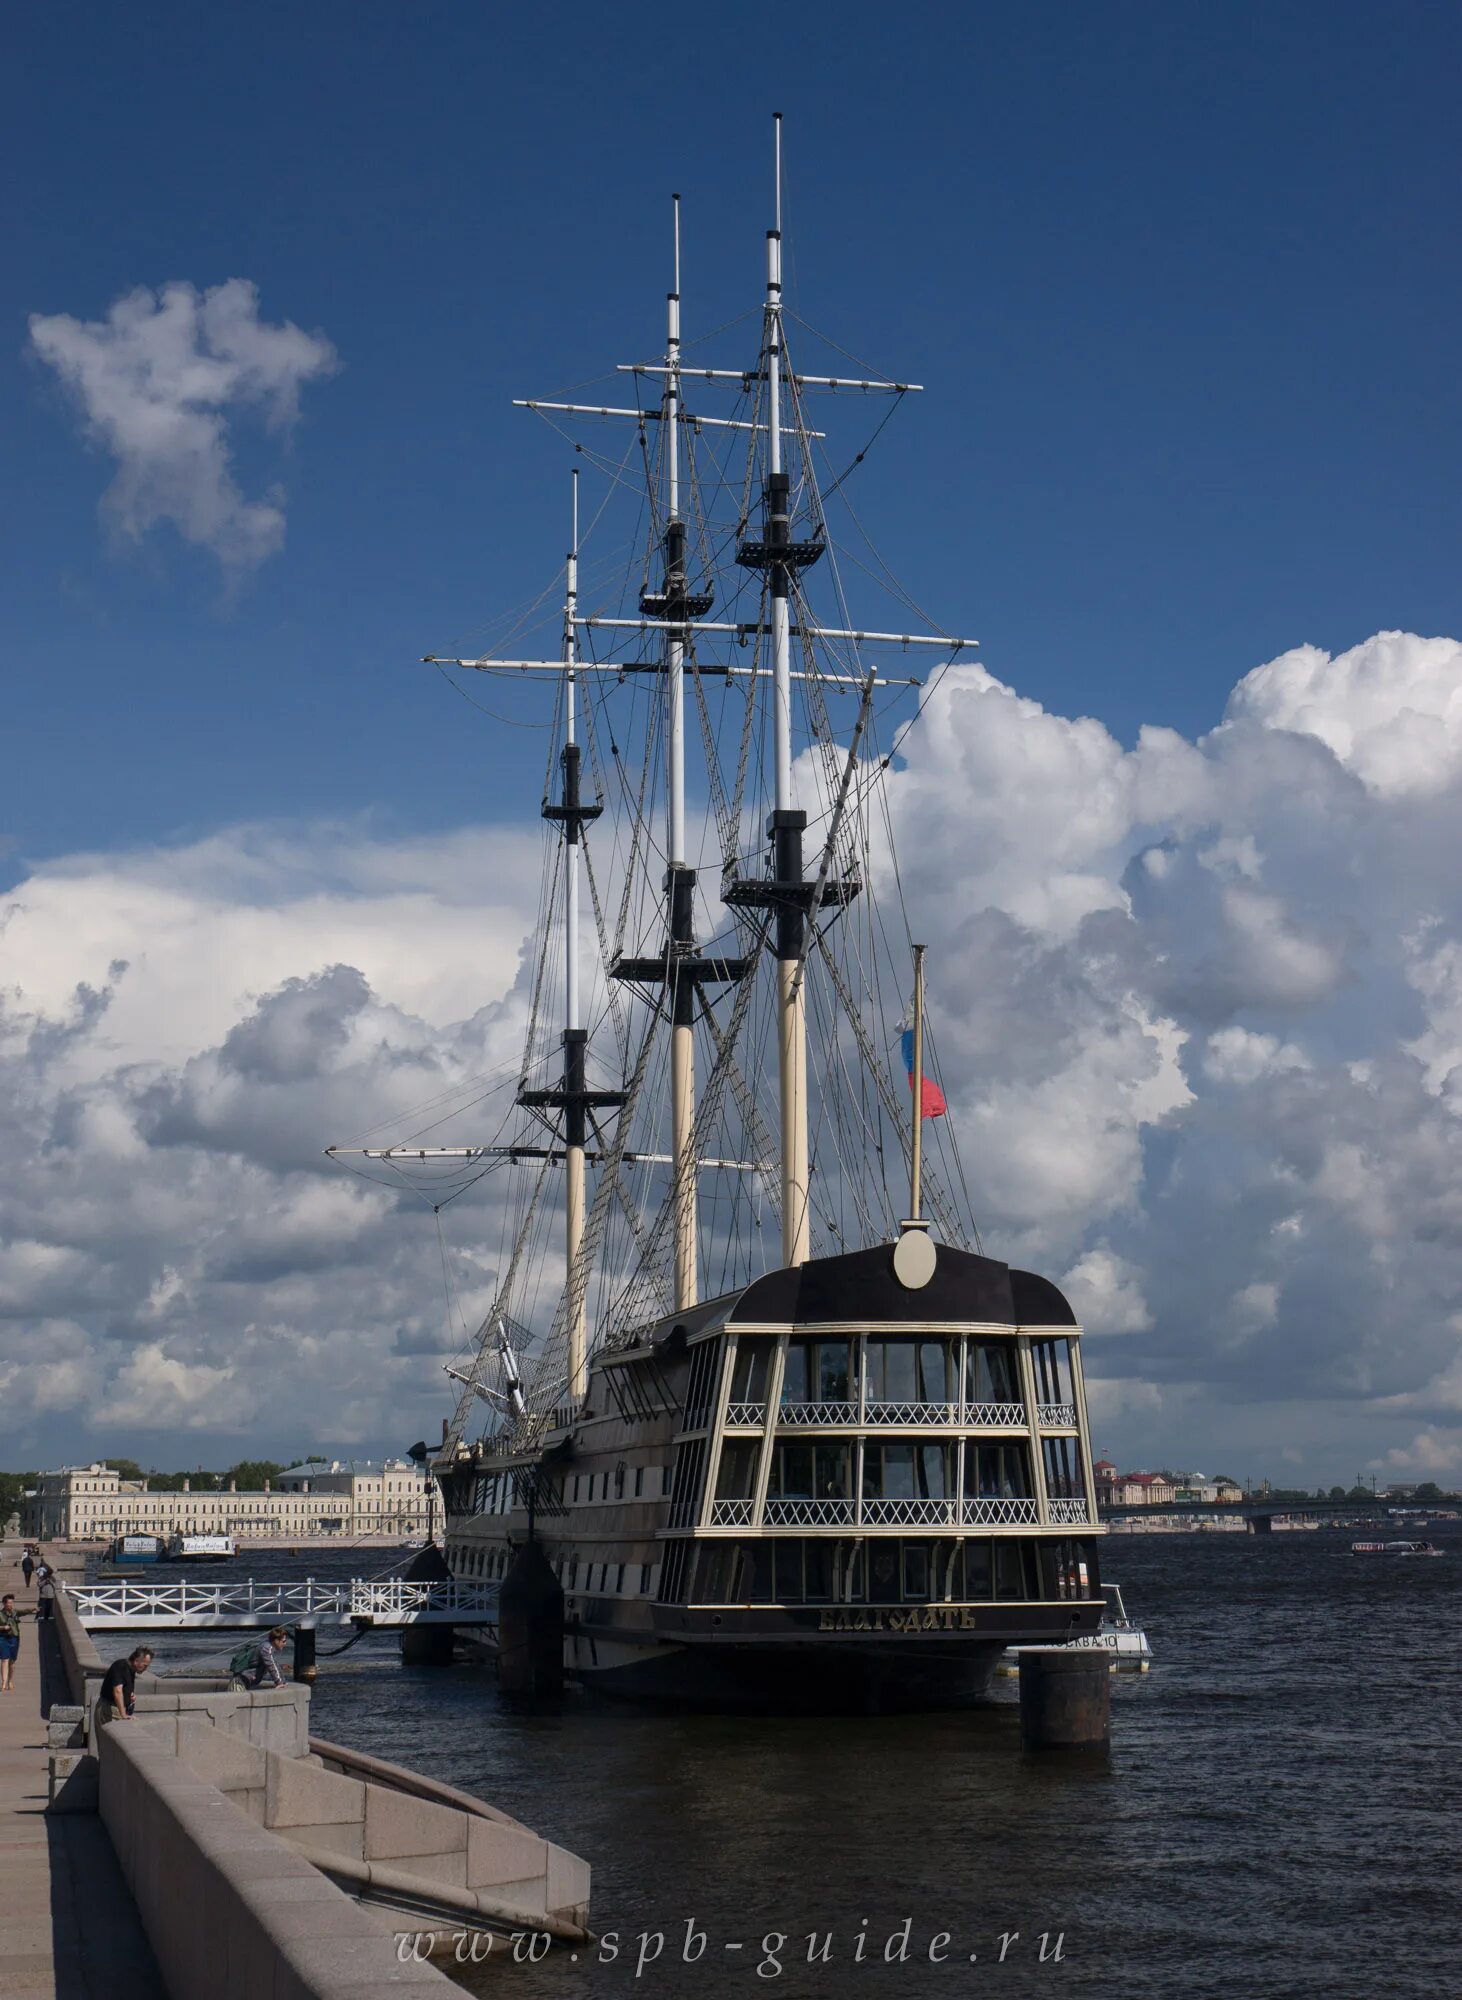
[66,1577,499,1629]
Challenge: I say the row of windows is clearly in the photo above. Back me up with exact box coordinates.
[474,1465,670,1516]
[449,1541,661,1600]
[689,1536,1099,1607]
[453,1544,510,1580]
[716,1438,1085,1504]
[729,1337,1075,1410]
[570,1465,667,1506]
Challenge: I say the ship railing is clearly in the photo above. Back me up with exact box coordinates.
[709,1498,756,1527]
[771,1399,1033,1429]
[863,1400,957,1426]
[763,1497,859,1527]
[778,1399,859,1426]
[1047,1497,1094,1526]
[1036,1402,1078,1428]
[963,1401,1028,1427]
[723,1402,767,1427]
[861,1497,960,1526]
[962,1496,1041,1526]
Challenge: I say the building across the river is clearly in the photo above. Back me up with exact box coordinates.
[26,1458,432,1542]
[1093,1461,1244,1507]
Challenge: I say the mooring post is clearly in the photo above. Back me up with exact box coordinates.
[292,1625,317,1683]
[1018,1650,1110,1749]
[497,1542,564,1699]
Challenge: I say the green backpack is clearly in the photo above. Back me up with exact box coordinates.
[228,1643,257,1678]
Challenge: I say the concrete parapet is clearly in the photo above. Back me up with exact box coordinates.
[98,1716,451,1995]
[133,1683,312,1759]
[176,1719,591,1934]
[52,1584,105,1706]
[311,1735,536,1834]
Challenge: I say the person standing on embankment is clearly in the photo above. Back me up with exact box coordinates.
[0,1592,24,1694]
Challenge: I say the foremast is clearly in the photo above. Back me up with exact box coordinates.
[520,470,624,1400]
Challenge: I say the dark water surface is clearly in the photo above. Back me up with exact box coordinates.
[132,1529,1461,1997]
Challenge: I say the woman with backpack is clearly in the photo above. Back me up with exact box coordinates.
[229,1626,291,1689]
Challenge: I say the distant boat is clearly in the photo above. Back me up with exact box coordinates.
[1351,1539,1443,1557]
[165,1533,238,1562]
[107,1533,166,1565]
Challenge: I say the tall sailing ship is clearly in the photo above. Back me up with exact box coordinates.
[333,121,1104,1706]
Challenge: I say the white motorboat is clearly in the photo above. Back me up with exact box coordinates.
[996,1583,1152,1675]
[1351,1539,1443,1557]
[165,1533,238,1562]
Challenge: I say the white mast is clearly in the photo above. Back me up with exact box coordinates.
[563,469,588,1398]
[565,471,581,1037]
[766,113,811,1270]
[665,192,698,1311]
[667,195,686,868]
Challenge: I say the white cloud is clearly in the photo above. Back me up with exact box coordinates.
[1228,631,1462,798]
[1203,1027,1309,1087]
[5,630,1462,1480]
[1061,1247,1153,1335]
[28,279,336,573]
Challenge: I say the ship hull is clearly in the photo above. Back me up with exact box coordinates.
[466,1622,1011,1710]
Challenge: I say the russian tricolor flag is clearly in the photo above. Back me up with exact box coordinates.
[900,1025,947,1119]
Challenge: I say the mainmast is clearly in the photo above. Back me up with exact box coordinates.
[665,197,696,1311]
[766,115,811,1270]
[727,114,818,1269]
[611,196,750,1313]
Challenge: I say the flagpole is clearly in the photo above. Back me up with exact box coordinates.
[910,943,926,1223]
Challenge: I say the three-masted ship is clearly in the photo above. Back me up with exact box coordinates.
[335,121,1104,1706]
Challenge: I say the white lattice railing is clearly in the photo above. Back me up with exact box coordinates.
[962,1496,1040,1526]
[709,1497,756,1527]
[863,1400,956,1426]
[1048,1497,1093,1525]
[778,1400,858,1426]
[65,1578,498,1628]
[963,1401,1028,1427]
[723,1402,767,1427]
[1037,1402,1078,1428]
[764,1497,858,1527]
[860,1497,960,1526]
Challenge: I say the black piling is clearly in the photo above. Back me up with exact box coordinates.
[497,1541,564,1699]
[400,1624,456,1665]
[399,1539,457,1665]
[1018,1650,1110,1749]
[292,1625,317,1683]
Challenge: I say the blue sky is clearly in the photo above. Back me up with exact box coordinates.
[7,1,1460,875]
[6,4,1462,1481]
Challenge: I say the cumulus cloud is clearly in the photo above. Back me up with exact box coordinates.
[28,279,336,573]
[5,632,1462,1479]
[0,820,542,1461]
[881,629,1462,1476]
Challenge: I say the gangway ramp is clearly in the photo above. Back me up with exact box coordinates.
[66,1576,498,1631]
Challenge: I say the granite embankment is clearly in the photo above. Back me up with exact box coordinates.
[24,1548,590,1996]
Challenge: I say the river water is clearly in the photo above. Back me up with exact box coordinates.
[126,1526,1461,1997]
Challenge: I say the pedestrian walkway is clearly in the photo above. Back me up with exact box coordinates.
[0,1544,160,1999]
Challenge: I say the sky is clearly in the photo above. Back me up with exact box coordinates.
[3,2,1462,1484]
